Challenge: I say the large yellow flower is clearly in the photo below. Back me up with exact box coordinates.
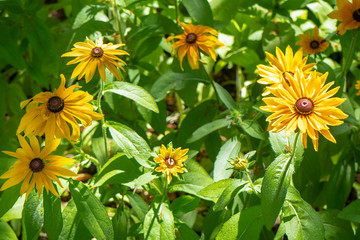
[296,27,330,55]
[355,80,360,95]
[154,144,189,184]
[260,70,348,151]
[256,46,316,95]
[17,74,103,142]
[328,0,360,35]
[0,135,77,199]
[61,38,129,83]
[166,18,224,70]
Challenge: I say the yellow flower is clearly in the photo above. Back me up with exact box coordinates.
[17,74,103,142]
[0,135,77,199]
[230,156,248,171]
[328,0,360,35]
[166,18,224,70]
[296,27,330,55]
[61,37,129,83]
[255,46,316,95]
[260,70,348,151]
[355,80,360,95]
[154,144,189,184]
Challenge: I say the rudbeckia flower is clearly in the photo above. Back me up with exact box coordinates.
[296,27,330,55]
[355,80,360,95]
[328,0,360,35]
[154,144,189,184]
[260,70,348,151]
[17,74,103,142]
[255,46,316,95]
[166,18,224,70]
[61,37,129,83]
[0,135,77,199]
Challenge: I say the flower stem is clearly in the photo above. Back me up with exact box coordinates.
[289,132,300,161]
[175,92,184,127]
[97,80,109,160]
[174,0,178,21]
[245,171,260,197]
[112,0,124,44]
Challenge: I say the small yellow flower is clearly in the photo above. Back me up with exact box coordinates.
[255,46,316,96]
[154,144,189,184]
[296,27,330,55]
[355,80,360,95]
[61,37,129,83]
[166,18,224,70]
[0,135,77,199]
[328,0,360,35]
[260,70,348,151]
[230,156,248,171]
[17,74,103,142]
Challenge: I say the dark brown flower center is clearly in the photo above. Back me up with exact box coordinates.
[282,71,294,84]
[47,96,64,113]
[165,158,176,168]
[353,9,360,22]
[29,158,45,172]
[186,33,197,44]
[310,40,320,49]
[295,98,314,115]
[91,47,103,57]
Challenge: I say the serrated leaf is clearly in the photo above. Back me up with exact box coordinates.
[183,0,213,26]
[212,81,237,110]
[213,137,240,181]
[261,154,294,229]
[104,82,159,113]
[22,191,43,240]
[186,118,230,143]
[43,191,63,240]
[69,181,114,240]
[106,121,152,168]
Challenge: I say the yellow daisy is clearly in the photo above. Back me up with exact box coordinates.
[255,46,316,95]
[296,27,330,55]
[17,74,103,142]
[260,70,348,151]
[355,80,360,95]
[154,144,189,184]
[328,0,360,35]
[0,135,77,199]
[166,18,224,70]
[61,37,129,83]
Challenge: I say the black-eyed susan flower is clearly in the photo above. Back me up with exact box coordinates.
[355,80,360,95]
[166,18,224,70]
[260,70,348,151]
[154,144,189,184]
[296,27,330,55]
[255,46,316,95]
[17,74,103,142]
[61,37,129,83]
[0,135,77,199]
[328,0,360,35]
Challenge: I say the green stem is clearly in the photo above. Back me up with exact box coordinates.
[112,0,124,44]
[97,80,109,160]
[289,132,300,161]
[174,0,178,21]
[245,171,260,197]
[175,92,184,127]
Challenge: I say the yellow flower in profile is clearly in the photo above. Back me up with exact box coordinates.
[154,144,189,183]
[260,70,348,151]
[355,80,360,95]
[17,74,103,142]
[61,38,129,83]
[255,46,316,95]
[296,27,330,55]
[0,135,77,199]
[328,0,360,35]
[166,18,224,70]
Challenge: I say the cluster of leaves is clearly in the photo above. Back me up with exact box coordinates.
[0,0,360,239]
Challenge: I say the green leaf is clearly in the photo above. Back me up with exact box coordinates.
[112,207,128,240]
[197,179,238,202]
[22,191,43,240]
[43,191,63,240]
[238,119,265,140]
[213,137,241,181]
[170,195,200,215]
[186,119,230,143]
[58,200,80,240]
[143,201,175,240]
[212,81,237,110]
[104,82,159,113]
[282,186,325,240]
[320,210,354,240]
[127,192,149,222]
[182,0,214,26]
[0,25,26,69]
[0,218,17,240]
[176,222,200,240]
[73,5,106,29]
[261,154,294,229]
[213,179,246,212]
[134,36,162,61]
[338,199,360,223]
[106,121,152,168]
[215,205,264,240]
[69,181,114,240]
[0,184,20,218]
